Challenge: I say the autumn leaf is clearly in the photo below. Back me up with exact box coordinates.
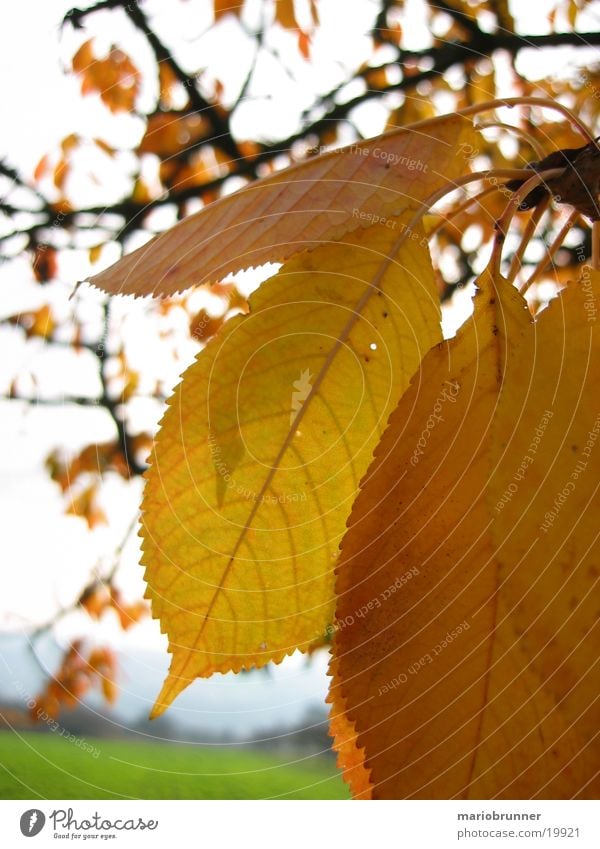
[189,309,225,342]
[32,248,58,284]
[327,655,373,798]
[66,484,108,529]
[32,642,119,719]
[484,269,600,798]
[142,217,442,717]
[139,113,209,158]
[72,40,140,113]
[79,583,112,619]
[213,0,243,21]
[329,266,600,799]
[158,63,184,109]
[275,0,300,30]
[89,115,478,296]
[25,305,55,339]
[89,244,103,264]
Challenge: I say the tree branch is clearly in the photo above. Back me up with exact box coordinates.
[65,0,243,162]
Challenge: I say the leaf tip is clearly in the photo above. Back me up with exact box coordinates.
[150,663,192,718]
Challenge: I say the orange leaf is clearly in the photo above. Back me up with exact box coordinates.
[32,245,58,283]
[72,39,95,74]
[213,0,243,21]
[327,656,373,799]
[139,112,209,158]
[66,484,107,529]
[275,0,300,30]
[298,30,311,59]
[72,41,140,114]
[158,63,182,109]
[364,67,388,90]
[189,309,224,342]
[94,137,116,157]
[61,133,80,155]
[329,267,600,799]
[90,114,478,297]
[80,584,111,619]
[33,154,50,182]
[53,159,70,192]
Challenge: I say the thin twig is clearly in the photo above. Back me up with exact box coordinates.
[429,185,499,238]
[476,122,546,159]
[593,221,600,270]
[520,209,581,294]
[491,167,565,280]
[506,195,551,285]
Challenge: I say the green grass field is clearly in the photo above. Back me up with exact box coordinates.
[0,731,349,800]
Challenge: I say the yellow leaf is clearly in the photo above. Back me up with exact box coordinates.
[329,267,600,798]
[121,371,139,401]
[132,178,153,205]
[101,677,118,705]
[89,245,103,264]
[143,216,442,717]
[90,115,479,297]
[568,0,578,28]
[29,304,55,339]
[491,0,515,32]
[468,63,496,106]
